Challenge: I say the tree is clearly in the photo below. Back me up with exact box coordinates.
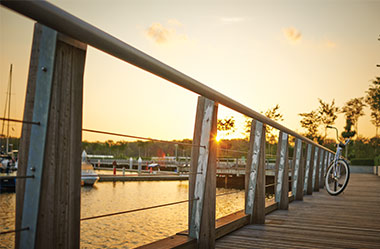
[217,117,236,134]
[263,104,284,145]
[217,117,236,141]
[244,104,283,142]
[299,110,321,140]
[243,105,283,155]
[341,97,366,137]
[318,99,339,140]
[366,77,380,137]
[341,118,356,158]
[370,111,380,138]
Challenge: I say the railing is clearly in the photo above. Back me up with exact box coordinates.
[0,1,336,248]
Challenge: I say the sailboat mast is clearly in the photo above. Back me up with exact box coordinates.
[6,64,12,154]
[1,64,12,154]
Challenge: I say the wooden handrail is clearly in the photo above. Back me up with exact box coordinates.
[1,0,333,153]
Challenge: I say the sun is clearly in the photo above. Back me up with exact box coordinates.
[215,133,222,143]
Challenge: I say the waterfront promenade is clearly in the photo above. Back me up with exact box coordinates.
[2,2,379,248]
[216,173,380,249]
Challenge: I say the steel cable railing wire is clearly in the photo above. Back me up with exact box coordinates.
[82,128,205,148]
[0,0,335,155]
[0,175,34,180]
[80,198,199,221]
[81,190,243,222]
[0,117,40,126]
[0,118,204,148]
[0,227,29,235]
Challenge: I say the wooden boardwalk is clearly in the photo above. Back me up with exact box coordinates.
[216,174,380,249]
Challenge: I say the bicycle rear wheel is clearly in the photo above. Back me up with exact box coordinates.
[325,159,350,196]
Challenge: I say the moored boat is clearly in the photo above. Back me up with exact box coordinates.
[81,150,99,186]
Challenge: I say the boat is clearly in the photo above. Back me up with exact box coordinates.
[0,175,15,193]
[81,150,99,186]
[0,64,17,193]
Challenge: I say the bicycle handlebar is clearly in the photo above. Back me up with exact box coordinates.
[326,126,352,146]
[326,125,340,143]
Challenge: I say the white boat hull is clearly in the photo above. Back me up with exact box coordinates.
[81,159,99,186]
[81,175,99,186]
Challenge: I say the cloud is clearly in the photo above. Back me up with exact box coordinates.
[146,23,171,44]
[146,20,188,44]
[283,27,302,43]
[325,40,337,48]
[221,17,244,23]
[167,19,183,27]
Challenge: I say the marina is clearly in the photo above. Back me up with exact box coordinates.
[0,1,379,249]
[0,180,245,248]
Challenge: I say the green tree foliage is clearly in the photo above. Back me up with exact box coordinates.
[217,117,236,135]
[244,104,283,144]
[298,110,321,140]
[217,138,249,158]
[264,104,284,145]
[318,99,339,140]
[341,118,356,158]
[341,118,356,140]
[366,77,380,137]
[348,137,379,159]
[370,111,380,137]
[341,97,366,136]
[243,105,284,156]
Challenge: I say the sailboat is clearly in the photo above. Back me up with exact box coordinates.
[0,64,16,192]
[1,64,13,156]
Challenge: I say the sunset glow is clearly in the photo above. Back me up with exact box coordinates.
[1,0,379,142]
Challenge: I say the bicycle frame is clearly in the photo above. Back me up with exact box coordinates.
[325,126,351,195]
[333,146,343,178]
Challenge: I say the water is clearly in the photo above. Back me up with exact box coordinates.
[95,169,138,175]
[0,192,15,248]
[0,181,244,248]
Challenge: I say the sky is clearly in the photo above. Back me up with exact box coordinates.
[0,0,379,143]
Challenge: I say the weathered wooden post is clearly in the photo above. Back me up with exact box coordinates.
[326,152,334,178]
[16,23,86,249]
[189,96,218,248]
[304,144,313,195]
[319,150,326,188]
[245,120,266,224]
[292,138,303,200]
[275,131,289,210]
[312,147,320,191]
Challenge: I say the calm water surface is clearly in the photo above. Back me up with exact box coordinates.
[0,181,244,248]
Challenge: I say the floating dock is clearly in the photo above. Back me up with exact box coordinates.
[98,174,189,182]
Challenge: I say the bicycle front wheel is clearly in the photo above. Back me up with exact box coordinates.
[325,159,350,196]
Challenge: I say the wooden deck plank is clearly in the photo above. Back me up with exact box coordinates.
[216,174,380,249]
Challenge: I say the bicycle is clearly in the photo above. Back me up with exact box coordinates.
[324,126,351,195]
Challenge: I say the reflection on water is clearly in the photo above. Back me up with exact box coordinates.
[1,181,244,248]
[0,193,15,248]
[95,169,138,175]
